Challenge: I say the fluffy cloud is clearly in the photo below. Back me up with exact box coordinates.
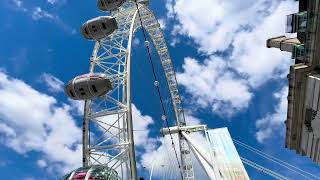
[167,0,297,53]
[13,0,22,8]
[40,73,64,93]
[158,18,167,30]
[10,1,76,34]
[231,1,297,87]
[177,56,252,116]
[133,37,140,47]
[168,0,269,53]
[0,71,82,174]
[255,86,288,143]
[168,0,296,116]
[37,159,48,168]
[47,0,58,4]
[132,104,155,150]
[68,99,85,115]
[140,134,180,178]
[47,0,67,5]
[31,7,55,21]
[140,114,209,179]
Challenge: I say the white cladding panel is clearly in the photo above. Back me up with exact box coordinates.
[206,128,250,180]
[312,76,320,110]
[308,75,320,137]
[306,74,320,111]
[305,75,315,109]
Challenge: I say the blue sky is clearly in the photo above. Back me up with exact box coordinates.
[0,0,319,179]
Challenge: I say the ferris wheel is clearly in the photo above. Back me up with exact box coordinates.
[63,0,195,179]
[61,1,315,180]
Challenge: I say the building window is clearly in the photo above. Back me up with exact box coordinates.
[286,11,308,33]
[293,44,305,59]
[297,11,308,32]
[286,14,294,33]
[92,85,98,93]
[69,90,75,97]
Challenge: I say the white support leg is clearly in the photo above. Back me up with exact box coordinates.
[181,132,221,180]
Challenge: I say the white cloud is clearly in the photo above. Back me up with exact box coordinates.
[10,3,75,35]
[139,114,209,179]
[158,18,167,30]
[140,134,181,178]
[68,99,84,115]
[185,113,202,125]
[177,57,252,116]
[169,25,182,46]
[167,0,297,116]
[0,123,16,137]
[255,86,288,143]
[231,0,297,87]
[47,0,67,5]
[48,0,58,4]
[140,130,209,179]
[13,0,22,8]
[165,0,175,19]
[40,73,64,93]
[167,0,288,53]
[12,0,27,11]
[32,7,55,21]
[37,159,47,168]
[133,37,140,47]
[32,6,76,34]
[168,0,297,84]
[132,104,155,150]
[0,71,82,174]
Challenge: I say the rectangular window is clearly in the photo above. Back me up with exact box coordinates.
[92,85,98,93]
[102,23,107,30]
[286,14,294,33]
[69,90,75,97]
[286,11,308,33]
[293,44,305,60]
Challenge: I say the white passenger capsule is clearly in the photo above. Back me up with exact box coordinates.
[97,0,126,11]
[80,16,118,40]
[62,165,118,180]
[65,73,112,100]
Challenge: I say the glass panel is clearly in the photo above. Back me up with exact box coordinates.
[286,14,294,33]
[297,11,308,32]
[293,44,305,59]
[89,166,118,180]
[206,128,250,179]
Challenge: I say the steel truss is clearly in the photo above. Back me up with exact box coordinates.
[83,1,195,179]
